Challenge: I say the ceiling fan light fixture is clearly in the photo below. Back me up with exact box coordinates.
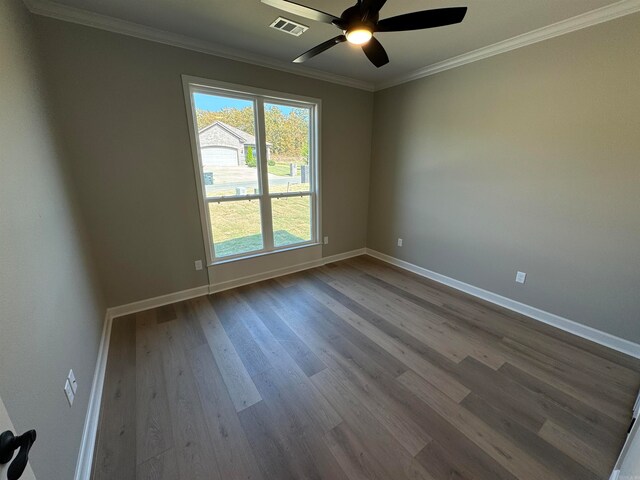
[345,28,372,45]
[262,0,468,68]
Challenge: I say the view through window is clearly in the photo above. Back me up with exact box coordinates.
[186,81,319,263]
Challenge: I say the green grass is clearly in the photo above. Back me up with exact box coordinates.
[214,231,305,257]
[268,163,295,176]
[210,196,311,258]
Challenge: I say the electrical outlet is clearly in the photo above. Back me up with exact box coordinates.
[64,379,74,407]
[323,236,329,245]
[68,369,77,394]
[397,238,403,247]
[195,260,203,271]
[516,271,527,284]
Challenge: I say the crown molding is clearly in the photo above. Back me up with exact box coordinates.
[22,0,375,92]
[23,0,640,93]
[376,0,640,90]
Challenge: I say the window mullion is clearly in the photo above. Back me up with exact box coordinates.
[255,98,274,250]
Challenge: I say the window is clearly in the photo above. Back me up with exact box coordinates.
[183,77,321,264]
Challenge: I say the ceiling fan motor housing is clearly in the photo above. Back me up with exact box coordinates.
[334,4,379,33]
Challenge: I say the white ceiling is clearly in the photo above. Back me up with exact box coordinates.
[37,0,625,86]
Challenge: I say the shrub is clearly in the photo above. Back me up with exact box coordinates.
[246,148,256,167]
[268,160,276,166]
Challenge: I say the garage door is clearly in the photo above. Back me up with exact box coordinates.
[201,147,239,166]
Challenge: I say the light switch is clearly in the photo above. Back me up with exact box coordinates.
[68,369,77,394]
[64,379,75,407]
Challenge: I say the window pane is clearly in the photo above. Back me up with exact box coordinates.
[264,102,311,195]
[193,92,260,198]
[271,195,312,247]
[209,200,263,258]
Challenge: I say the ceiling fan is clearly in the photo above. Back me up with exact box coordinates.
[262,0,467,67]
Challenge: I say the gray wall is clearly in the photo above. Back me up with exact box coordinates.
[0,1,106,478]
[369,13,640,343]
[34,17,373,307]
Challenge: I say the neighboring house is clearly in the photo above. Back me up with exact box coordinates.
[198,120,271,166]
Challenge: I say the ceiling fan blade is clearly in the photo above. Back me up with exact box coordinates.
[376,7,467,32]
[362,36,389,68]
[261,0,339,24]
[361,0,388,20]
[293,35,346,63]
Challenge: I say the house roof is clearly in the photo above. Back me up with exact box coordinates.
[198,120,259,145]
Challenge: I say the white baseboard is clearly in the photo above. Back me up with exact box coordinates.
[365,249,640,359]
[209,248,367,293]
[73,311,113,480]
[106,284,211,319]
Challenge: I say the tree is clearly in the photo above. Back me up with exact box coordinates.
[196,106,310,162]
[196,107,255,135]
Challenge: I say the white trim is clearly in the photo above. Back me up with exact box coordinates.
[22,0,374,92]
[365,249,640,359]
[73,311,112,480]
[106,285,211,319]
[209,248,366,293]
[376,0,640,90]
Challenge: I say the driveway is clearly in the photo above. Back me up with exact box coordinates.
[203,165,301,195]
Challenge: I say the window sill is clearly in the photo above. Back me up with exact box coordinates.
[209,242,322,266]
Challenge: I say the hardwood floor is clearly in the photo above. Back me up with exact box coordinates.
[91,255,640,480]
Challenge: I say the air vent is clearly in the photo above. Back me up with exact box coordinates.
[270,17,309,36]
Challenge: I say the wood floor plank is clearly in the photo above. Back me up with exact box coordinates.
[461,392,600,480]
[135,310,173,465]
[156,304,177,324]
[172,300,208,350]
[237,401,302,480]
[252,367,351,480]
[501,329,640,394]
[92,315,137,480]
[326,422,397,480]
[499,362,628,453]
[240,283,327,377]
[227,287,343,433]
[156,319,222,480]
[188,343,265,480]
[500,337,635,422]
[311,368,436,480]
[343,266,508,370]
[273,278,410,378]
[136,448,179,480]
[538,419,613,478]
[326,358,431,455]
[454,355,627,451]
[316,266,467,363]
[300,276,470,403]
[210,291,272,378]
[189,295,262,412]
[416,439,511,480]
[398,370,564,480]
[302,320,433,455]
[260,281,433,455]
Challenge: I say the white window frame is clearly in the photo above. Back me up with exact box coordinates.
[182,75,322,266]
